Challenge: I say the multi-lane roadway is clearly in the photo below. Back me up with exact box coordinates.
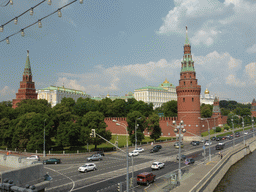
[42,130,255,192]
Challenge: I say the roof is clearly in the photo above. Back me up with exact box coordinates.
[23,51,32,76]
[38,86,89,95]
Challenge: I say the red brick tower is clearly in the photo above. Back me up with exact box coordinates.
[176,27,201,136]
[12,50,37,109]
[251,98,256,117]
[212,97,221,117]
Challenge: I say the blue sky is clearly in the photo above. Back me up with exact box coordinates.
[0,0,256,103]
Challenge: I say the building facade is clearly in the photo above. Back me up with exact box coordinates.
[37,86,91,107]
[134,79,177,109]
[200,88,214,105]
[12,51,37,109]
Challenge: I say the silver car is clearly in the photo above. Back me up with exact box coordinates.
[78,163,97,173]
[151,162,165,170]
[87,154,103,161]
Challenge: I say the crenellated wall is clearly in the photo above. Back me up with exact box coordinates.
[105,116,227,137]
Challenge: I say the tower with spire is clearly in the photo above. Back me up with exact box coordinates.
[176,26,202,135]
[12,50,38,108]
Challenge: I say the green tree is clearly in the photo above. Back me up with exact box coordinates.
[147,113,162,141]
[126,111,147,143]
[162,100,177,117]
[80,111,111,149]
[112,99,127,117]
[98,98,113,117]
[200,104,212,118]
[221,108,230,116]
[73,98,99,117]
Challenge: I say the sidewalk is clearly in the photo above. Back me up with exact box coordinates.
[145,152,224,192]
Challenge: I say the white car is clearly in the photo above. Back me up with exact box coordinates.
[129,151,139,157]
[26,155,40,161]
[151,162,165,170]
[78,163,97,173]
[205,141,212,146]
[244,132,248,135]
[133,148,145,153]
[218,142,225,146]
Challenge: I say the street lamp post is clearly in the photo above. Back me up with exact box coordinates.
[199,118,211,162]
[241,117,245,145]
[43,119,46,157]
[173,120,186,181]
[252,117,255,138]
[231,118,235,147]
[113,120,129,192]
[135,117,141,151]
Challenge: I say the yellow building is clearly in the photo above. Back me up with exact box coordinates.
[37,85,91,107]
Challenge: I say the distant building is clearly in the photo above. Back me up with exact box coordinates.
[12,50,37,109]
[37,85,91,107]
[200,88,214,105]
[92,92,134,102]
[134,79,177,109]
[251,98,256,117]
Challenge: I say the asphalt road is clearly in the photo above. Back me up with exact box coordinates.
[41,130,255,192]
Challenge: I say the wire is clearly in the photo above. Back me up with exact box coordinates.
[0,0,10,7]
[0,0,79,43]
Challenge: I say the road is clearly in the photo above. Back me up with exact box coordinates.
[40,130,255,192]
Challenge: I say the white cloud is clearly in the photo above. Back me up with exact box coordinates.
[245,63,256,80]
[0,86,15,101]
[191,29,220,46]
[246,44,256,54]
[226,74,246,87]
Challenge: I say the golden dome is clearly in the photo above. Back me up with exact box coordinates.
[163,78,169,84]
[107,93,110,97]
[204,88,209,94]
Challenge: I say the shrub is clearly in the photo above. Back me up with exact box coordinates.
[224,125,230,130]
[216,127,221,132]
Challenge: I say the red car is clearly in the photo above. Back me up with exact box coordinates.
[137,172,156,186]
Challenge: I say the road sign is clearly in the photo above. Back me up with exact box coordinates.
[203,146,205,150]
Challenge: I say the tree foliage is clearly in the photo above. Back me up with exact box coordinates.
[200,104,212,118]
[147,113,162,141]
[161,100,177,117]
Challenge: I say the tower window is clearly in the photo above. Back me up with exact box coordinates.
[184,76,186,79]
[183,98,185,102]
[190,76,191,79]
[184,82,185,85]
[192,98,194,102]
[190,81,192,86]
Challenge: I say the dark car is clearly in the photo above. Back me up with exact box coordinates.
[216,137,221,141]
[150,148,159,153]
[185,158,195,165]
[211,137,216,141]
[216,143,225,150]
[154,145,162,149]
[191,141,200,146]
[43,158,61,164]
[176,154,186,161]
[95,151,105,156]
[137,172,156,186]
[235,132,240,137]
[229,136,233,140]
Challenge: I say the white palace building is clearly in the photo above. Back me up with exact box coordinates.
[134,79,214,109]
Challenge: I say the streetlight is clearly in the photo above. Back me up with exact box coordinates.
[199,118,211,162]
[231,118,235,147]
[44,119,46,157]
[241,117,245,145]
[173,120,186,181]
[113,120,129,192]
[135,117,141,151]
[252,117,255,138]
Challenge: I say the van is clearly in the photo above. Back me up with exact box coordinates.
[137,172,156,185]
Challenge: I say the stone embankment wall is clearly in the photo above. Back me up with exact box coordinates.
[190,137,256,192]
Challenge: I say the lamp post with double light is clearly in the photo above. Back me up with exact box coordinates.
[43,119,46,157]
[113,120,129,192]
[199,118,211,162]
[135,117,141,151]
[252,117,255,138]
[173,120,186,181]
[231,118,235,147]
[241,117,245,145]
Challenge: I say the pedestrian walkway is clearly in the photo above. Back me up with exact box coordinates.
[145,152,225,192]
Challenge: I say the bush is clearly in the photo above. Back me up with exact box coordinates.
[216,127,221,132]
[224,125,230,130]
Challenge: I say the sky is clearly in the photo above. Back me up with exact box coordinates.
[0,0,256,103]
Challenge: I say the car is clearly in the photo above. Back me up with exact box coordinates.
[151,162,165,170]
[133,148,145,153]
[129,151,139,157]
[176,154,186,161]
[211,137,216,141]
[216,137,221,141]
[154,145,162,149]
[185,158,195,165]
[174,142,184,148]
[204,141,212,146]
[222,137,226,140]
[78,163,97,173]
[216,143,225,150]
[191,141,200,146]
[87,154,103,161]
[229,136,233,140]
[43,158,61,164]
[200,139,205,143]
[235,132,240,137]
[244,132,248,135]
[137,172,156,186]
[95,151,105,156]
[150,148,159,153]
[26,155,40,161]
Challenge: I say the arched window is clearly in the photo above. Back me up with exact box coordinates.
[183,98,185,102]
[190,81,192,86]
[192,98,194,102]
[184,82,185,85]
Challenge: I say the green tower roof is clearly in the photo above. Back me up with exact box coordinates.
[185,26,190,45]
[23,50,32,76]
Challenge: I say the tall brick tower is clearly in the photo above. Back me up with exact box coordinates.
[12,50,37,109]
[251,98,256,117]
[212,97,221,117]
[176,27,201,136]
